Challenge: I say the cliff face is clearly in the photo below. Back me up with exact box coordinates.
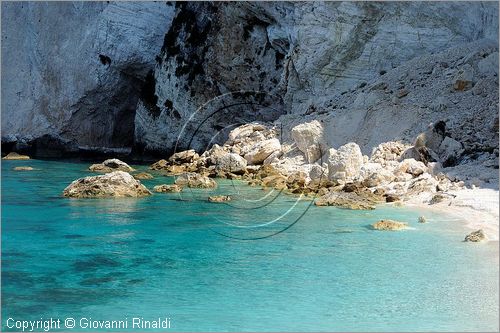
[135,1,498,156]
[1,2,174,156]
[1,2,498,159]
[134,2,288,156]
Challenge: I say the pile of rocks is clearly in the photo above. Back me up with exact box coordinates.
[143,120,468,210]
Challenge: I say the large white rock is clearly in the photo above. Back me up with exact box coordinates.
[437,137,464,166]
[227,123,267,143]
[360,162,395,187]
[327,143,364,181]
[244,139,281,165]
[291,120,326,163]
[399,158,427,177]
[63,171,151,198]
[216,153,247,174]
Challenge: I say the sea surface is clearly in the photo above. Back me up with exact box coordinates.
[2,159,499,332]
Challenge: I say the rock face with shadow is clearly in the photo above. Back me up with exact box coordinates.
[134,1,498,157]
[1,2,174,157]
[1,2,498,161]
[133,2,288,157]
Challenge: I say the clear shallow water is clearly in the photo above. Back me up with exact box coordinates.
[2,159,498,332]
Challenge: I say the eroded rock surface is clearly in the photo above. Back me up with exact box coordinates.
[89,159,135,173]
[175,173,217,188]
[372,220,408,231]
[63,171,152,198]
[153,184,183,193]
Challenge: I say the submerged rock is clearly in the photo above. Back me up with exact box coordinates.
[63,171,151,198]
[89,158,135,173]
[315,191,376,210]
[153,184,182,193]
[133,172,154,180]
[13,166,35,171]
[372,219,408,231]
[464,229,486,242]
[208,195,231,203]
[418,216,427,223]
[175,173,217,188]
[3,152,30,160]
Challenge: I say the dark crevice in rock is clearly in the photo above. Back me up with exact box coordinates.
[161,3,213,87]
[98,54,112,66]
[140,70,161,118]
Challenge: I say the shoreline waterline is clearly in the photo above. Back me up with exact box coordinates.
[406,187,500,243]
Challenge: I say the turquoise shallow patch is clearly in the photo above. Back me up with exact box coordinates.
[2,160,498,331]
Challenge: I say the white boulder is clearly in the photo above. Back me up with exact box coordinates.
[216,153,247,174]
[244,138,281,165]
[437,137,464,166]
[327,143,364,181]
[291,120,326,163]
[399,158,427,177]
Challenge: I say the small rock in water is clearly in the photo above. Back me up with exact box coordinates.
[372,219,408,231]
[13,166,35,171]
[208,195,231,203]
[133,172,154,180]
[3,152,30,160]
[418,216,427,223]
[464,229,486,242]
[315,191,377,210]
[153,184,182,193]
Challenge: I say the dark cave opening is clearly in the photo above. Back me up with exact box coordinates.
[140,70,161,118]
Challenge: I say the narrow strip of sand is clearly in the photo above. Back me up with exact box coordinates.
[408,187,499,242]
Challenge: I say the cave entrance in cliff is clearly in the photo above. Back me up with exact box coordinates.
[175,91,286,154]
[64,71,144,152]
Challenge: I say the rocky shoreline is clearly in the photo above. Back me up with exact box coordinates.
[51,118,498,243]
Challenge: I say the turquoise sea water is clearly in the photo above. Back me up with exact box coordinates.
[2,159,498,332]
